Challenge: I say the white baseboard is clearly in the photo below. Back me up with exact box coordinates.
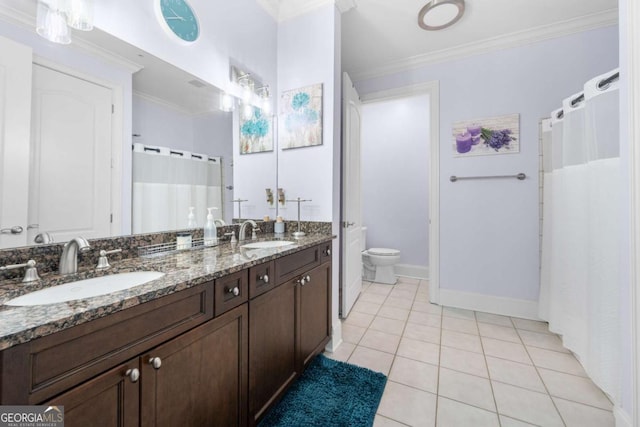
[614,405,632,427]
[439,288,540,320]
[395,264,429,280]
[324,318,342,353]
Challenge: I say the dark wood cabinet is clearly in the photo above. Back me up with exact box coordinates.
[298,262,332,369]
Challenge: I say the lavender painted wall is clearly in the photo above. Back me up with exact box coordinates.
[361,94,430,267]
[355,26,619,302]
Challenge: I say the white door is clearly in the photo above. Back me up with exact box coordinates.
[29,64,113,243]
[341,72,363,317]
[0,37,32,249]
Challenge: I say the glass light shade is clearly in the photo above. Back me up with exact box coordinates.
[242,84,253,104]
[220,92,235,112]
[261,98,271,116]
[242,104,253,120]
[36,1,72,45]
[65,0,94,31]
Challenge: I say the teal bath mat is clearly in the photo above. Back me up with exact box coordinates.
[259,354,387,427]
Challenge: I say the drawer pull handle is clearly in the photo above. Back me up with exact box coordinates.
[260,274,269,283]
[149,357,162,370]
[227,286,240,296]
[297,277,306,286]
[125,368,140,383]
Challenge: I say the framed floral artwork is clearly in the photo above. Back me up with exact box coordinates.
[279,83,323,150]
[240,107,273,154]
[452,113,520,157]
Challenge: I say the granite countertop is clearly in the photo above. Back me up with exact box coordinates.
[0,233,334,351]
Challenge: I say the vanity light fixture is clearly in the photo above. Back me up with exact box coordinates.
[256,85,271,115]
[220,92,235,112]
[65,0,94,31]
[237,72,254,104]
[418,0,465,31]
[36,0,72,44]
[242,103,253,120]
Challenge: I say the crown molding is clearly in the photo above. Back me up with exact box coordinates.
[0,4,142,74]
[133,90,194,116]
[350,8,619,82]
[258,0,342,23]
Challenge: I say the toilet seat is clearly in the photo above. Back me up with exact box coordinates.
[368,248,400,256]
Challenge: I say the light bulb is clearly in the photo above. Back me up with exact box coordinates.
[65,0,94,31]
[262,99,271,116]
[242,104,253,120]
[220,92,235,112]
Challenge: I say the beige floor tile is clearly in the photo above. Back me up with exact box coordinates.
[370,316,406,336]
[395,282,419,292]
[527,347,587,377]
[377,306,410,322]
[384,296,414,310]
[441,329,483,353]
[499,415,537,426]
[343,311,375,328]
[353,300,382,315]
[397,276,420,285]
[373,415,407,427]
[389,356,438,393]
[408,311,442,327]
[442,316,478,335]
[342,323,367,344]
[389,288,416,301]
[348,346,394,375]
[367,283,394,296]
[518,330,569,353]
[481,337,532,364]
[403,322,441,345]
[397,337,440,365]
[439,346,488,378]
[553,397,615,427]
[359,329,401,354]
[412,300,443,315]
[414,293,431,303]
[377,381,437,427]
[478,322,521,343]
[538,368,612,410]
[442,307,476,320]
[359,292,388,304]
[486,356,546,393]
[436,397,500,427]
[512,318,553,334]
[492,382,564,427]
[476,312,514,327]
[438,368,496,411]
[323,342,356,362]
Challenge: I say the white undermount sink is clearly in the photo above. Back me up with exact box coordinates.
[4,271,165,306]
[241,240,295,249]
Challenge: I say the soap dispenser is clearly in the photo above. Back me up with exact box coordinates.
[204,207,218,246]
[187,207,197,228]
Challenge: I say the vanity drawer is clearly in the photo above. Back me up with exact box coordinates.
[0,282,214,405]
[274,245,321,285]
[249,261,276,298]
[319,242,332,264]
[214,270,248,316]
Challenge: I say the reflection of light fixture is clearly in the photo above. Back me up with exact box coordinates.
[237,72,254,104]
[418,0,465,31]
[65,0,94,31]
[220,92,235,112]
[242,103,253,120]
[37,1,72,44]
[256,85,271,115]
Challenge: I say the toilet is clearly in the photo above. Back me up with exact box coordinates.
[361,226,401,285]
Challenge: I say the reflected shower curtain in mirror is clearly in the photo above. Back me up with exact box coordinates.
[132,144,223,234]
[539,69,620,403]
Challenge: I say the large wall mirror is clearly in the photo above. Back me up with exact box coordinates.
[0,3,277,250]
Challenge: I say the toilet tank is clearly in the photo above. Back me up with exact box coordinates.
[361,226,367,252]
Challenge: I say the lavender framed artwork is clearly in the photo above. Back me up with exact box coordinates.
[279,83,323,150]
[452,113,520,157]
[240,107,273,154]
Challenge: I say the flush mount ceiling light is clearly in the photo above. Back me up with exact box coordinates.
[418,0,465,31]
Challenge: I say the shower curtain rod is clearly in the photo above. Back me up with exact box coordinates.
[565,71,619,110]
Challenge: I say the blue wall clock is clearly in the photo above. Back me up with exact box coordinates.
[158,0,199,43]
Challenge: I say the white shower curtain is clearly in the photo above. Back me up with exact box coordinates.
[132,143,223,234]
[539,69,620,403]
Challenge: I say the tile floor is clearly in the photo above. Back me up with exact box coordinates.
[324,277,614,427]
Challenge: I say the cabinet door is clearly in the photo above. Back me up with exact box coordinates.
[44,359,139,427]
[299,263,332,368]
[140,304,248,427]
[249,280,297,423]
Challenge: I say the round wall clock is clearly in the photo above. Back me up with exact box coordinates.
[157,0,199,43]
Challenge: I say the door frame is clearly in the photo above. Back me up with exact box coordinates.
[32,56,124,237]
[359,81,440,303]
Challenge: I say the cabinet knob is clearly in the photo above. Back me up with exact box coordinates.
[125,368,140,383]
[297,277,306,286]
[325,248,331,256]
[227,286,240,296]
[148,357,162,370]
[305,275,311,282]
[260,274,269,283]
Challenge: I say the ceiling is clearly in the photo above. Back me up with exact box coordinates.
[259,0,618,81]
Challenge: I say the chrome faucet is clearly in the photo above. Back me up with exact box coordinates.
[238,220,259,241]
[59,237,91,275]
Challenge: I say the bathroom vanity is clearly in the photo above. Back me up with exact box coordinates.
[0,234,333,427]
